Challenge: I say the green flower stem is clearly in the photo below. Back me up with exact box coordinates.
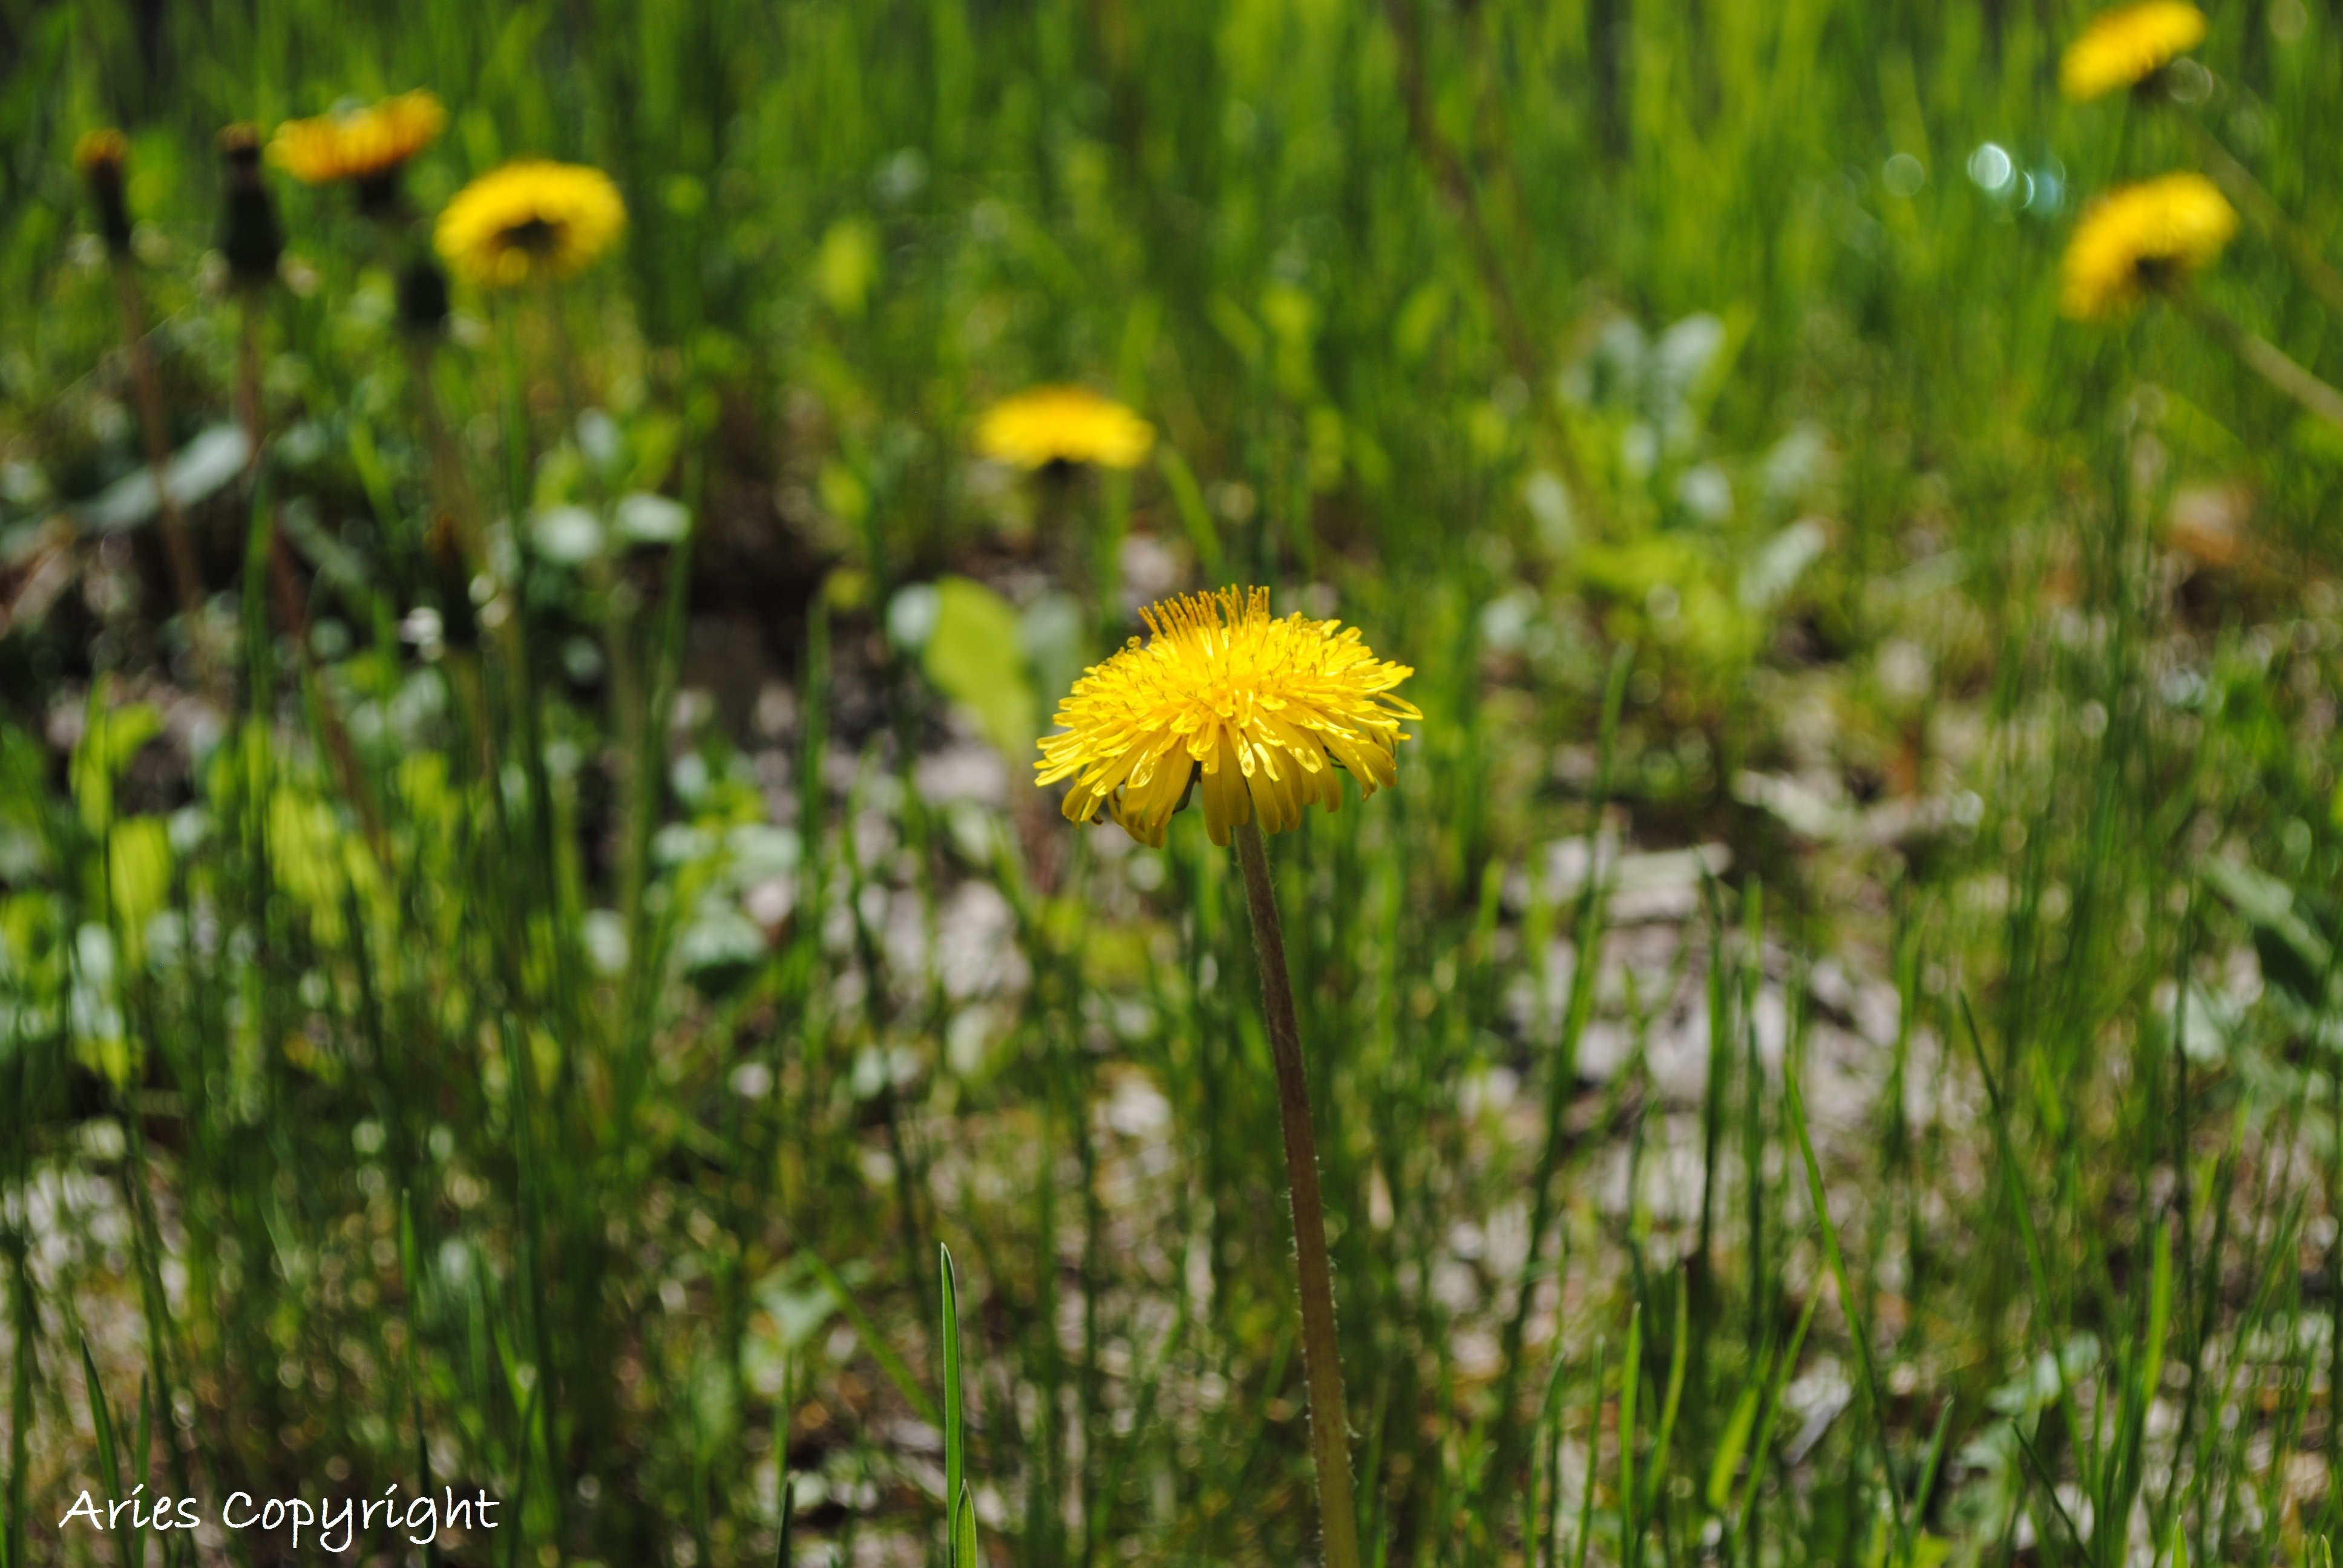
[241,292,387,852]
[2176,287,2343,431]
[1233,817,1363,1568]
[2179,111,2343,327]
[108,259,208,645]
[237,292,264,481]
[405,338,487,547]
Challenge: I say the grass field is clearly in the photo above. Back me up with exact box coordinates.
[7,0,2343,1563]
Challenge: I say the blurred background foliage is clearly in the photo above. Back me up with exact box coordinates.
[6,0,2343,1564]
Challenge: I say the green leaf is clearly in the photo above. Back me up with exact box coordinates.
[802,1252,937,1423]
[2201,859,2330,1006]
[1786,1061,1907,1543]
[129,1377,151,1568]
[1739,517,1828,610]
[70,695,162,835]
[1618,1302,1640,1547]
[1645,1274,1689,1517]
[1153,446,1222,583]
[1705,1379,1763,1511]
[77,425,251,532]
[2141,1223,2172,1426]
[2290,410,2343,468]
[952,1482,979,1568]
[940,1243,972,1567]
[1731,1286,1818,1527]
[814,217,880,318]
[106,817,171,969]
[1570,1336,1604,1568]
[922,577,1038,765]
[79,1339,143,1568]
[79,1338,121,1494]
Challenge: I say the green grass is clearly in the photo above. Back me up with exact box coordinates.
[6,0,2343,1564]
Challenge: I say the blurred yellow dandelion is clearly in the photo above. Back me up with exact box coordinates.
[2061,173,2236,319]
[1035,587,1418,848]
[2060,2,2206,102]
[269,90,445,187]
[434,160,626,288]
[73,129,128,176]
[976,386,1155,469]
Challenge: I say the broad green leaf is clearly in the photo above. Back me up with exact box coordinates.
[78,425,251,532]
[106,816,171,968]
[71,696,162,834]
[923,577,1038,765]
[269,790,350,945]
[814,217,879,318]
[2201,859,2330,1005]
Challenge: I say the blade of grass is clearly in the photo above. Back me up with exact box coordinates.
[1568,1334,1605,1568]
[1957,994,2091,1484]
[79,1338,142,1568]
[1731,1273,1819,1543]
[1490,641,1634,1478]
[1783,1060,1907,1547]
[803,1251,940,1425]
[1619,1302,1641,1566]
[1643,1270,1689,1521]
[940,1242,966,1561]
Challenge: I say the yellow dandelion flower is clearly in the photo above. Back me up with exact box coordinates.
[2061,2,2207,102]
[269,90,445,188]
[73,129,128,176]
[1035,587,1418,848]
[2061,173,2236,319]
[434,159,626,288]
[976,386,1156,470]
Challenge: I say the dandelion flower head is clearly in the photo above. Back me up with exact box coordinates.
[270,90,445,187]
[73,129,128,177]
[2061,2,2206,101]
[1036,587,1419,848]
[434,159,626,288]
[2061,173,2235,319]
[977,386,1155,470]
